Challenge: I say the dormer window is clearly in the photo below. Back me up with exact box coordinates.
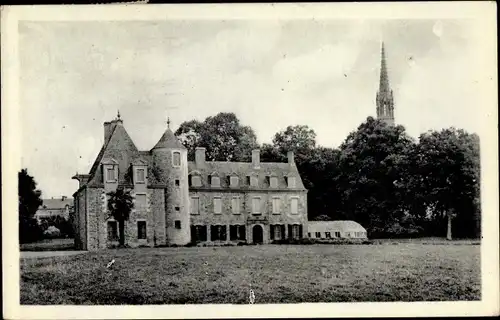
[135,168,145,183]
[269,176,278,188]
[190,174,202,187]
[248,175,258,188]
[102,158,118,183]
[172,151,181,167]
[210,175,220,187]
[229,175,239,188]
[287,176,296,188]
[106,167,116,181]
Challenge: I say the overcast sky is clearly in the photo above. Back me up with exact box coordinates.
[19,19,484,198]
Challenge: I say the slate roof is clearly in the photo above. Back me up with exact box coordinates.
[307,221,367,233]
[152,128,186,150]
[186,161,306,191]
[39,198,74,210]
[78,118,306,192]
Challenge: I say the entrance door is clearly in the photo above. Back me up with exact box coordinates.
[252,225,263,244]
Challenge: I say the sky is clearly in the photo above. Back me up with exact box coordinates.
[18,18,484,199]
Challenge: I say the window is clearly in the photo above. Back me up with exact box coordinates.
[175,220,181,229]
[229,176,239,187]
[175,179,180,186]
[175,206,180,212]
[334,231,341,238]
[107,220,118,241]
[252,197,261,214]
[213,197,222,214]
[289,224,301,240]
[137,221,146,240]
[269,177,278,188]
[315,232,321,238]
[272,197,281,214]
[211,225,227,241]
[290,198,299,214]
[135,168,145,183]
[230,225,246,241]
[271,225,285,240]
[231,196,240,214]
[325,232,331,238]
[308,232,311,238]
[287,176,296,188]
[249,176,258,187]
[211,176,220,187]
[106,167,116,182]
[135,194,147,210]
[172,152,181,167]
[190,197,199,215]
[191,225,207,242]
[191,175,202,187]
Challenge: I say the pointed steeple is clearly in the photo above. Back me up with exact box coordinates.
[376,41,395,126]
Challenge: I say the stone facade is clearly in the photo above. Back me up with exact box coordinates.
[72,115,308,251]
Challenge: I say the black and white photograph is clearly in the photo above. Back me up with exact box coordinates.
[2,2,498,319]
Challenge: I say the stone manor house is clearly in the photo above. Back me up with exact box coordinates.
[71,116,308,250]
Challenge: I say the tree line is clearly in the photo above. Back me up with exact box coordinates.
[175,113,481,239]
[18,112,480,243]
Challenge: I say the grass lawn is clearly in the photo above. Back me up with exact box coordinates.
[20,243,480,304]
[20,238,75,252]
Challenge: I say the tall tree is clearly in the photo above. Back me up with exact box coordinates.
[18,168,43,243]
[413,128,480,239]
[175,112,259,162]
[271,125,317,165]
[336,117,415,236]
[107,188,134,246]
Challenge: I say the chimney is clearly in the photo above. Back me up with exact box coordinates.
[252,149,260,168]
[104,122,112,142]
[287,151,295,166]
[195,147,206,166]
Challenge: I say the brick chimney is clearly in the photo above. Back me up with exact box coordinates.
[252,149,260,169]
[195,147,206,166]
[287,151,295,166]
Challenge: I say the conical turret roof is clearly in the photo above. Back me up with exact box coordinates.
[152,127,185,150]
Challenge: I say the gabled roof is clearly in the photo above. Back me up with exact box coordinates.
[39,198,74,210]
[152,128,185,150]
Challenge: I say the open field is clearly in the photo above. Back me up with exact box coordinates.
[20,243,480,304]
[20,238,75,252]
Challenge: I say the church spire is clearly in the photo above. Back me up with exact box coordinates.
[376,41,395,126]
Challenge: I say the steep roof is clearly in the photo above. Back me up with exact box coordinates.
[183,160,306,191]
[39,198,74,210]
[307,221,367,232]
[152,128,185,150]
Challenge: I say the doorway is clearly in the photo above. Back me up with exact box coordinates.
[252,225,263,244]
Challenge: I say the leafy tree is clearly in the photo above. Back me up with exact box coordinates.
[336,117,416,237]
[412,128,480,239]
[271,125,317,165]
[107,188,134,246]
[175,112,259,162]
[19,168,43,243]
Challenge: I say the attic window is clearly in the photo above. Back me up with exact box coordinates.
[135,168,145,183]
[172,151,181,167]
[105,167,116,182]
[287,176,296,188]
[229,176,239,188]
[248,176,258,188]
[191,175,202,187]
[211,176,220,187]
[269,177,278,188]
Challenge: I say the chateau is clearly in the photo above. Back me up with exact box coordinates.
[71,43,391,251]
[71,117,308,250]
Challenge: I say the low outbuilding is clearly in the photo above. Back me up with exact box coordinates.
[307,220,368,240]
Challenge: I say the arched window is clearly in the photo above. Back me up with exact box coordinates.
[172,151,181,167]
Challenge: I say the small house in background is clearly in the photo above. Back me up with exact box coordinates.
[307,220,368,240]
[35,196,74,222]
